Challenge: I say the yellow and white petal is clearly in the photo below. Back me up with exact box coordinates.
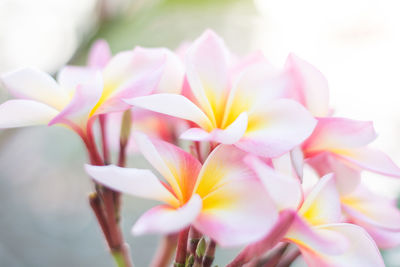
[1,67,69,110]
[127,94,213,130]
[194,170,277,247]
[85,164,179,207]
[0,99,58,128]
[134,132,202,203]
[185,29,230,127]
[236,99,316,158]
[132,194,202,235]
[299,174,342,226]
[222,60,286,129]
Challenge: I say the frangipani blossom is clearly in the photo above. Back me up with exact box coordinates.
[341,184,400,248]
[247,156,385,267]
[85,133,277,247]
[300,117,400,194]
[0,43,183,140]
[88,40,186,154]
[127,30,317,158]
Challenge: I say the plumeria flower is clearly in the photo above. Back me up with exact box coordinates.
[0,47,166,138]
[299,117,400,194]
[127,30,317,158]
[247,156,385,267]
[341,183,400,248]
[87,40,186,153]
[85,132,277,247]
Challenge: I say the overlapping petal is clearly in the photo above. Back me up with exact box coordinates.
[49,69,103,128]
[298,224,385,267]
[299,174,341,226]
[134,132,201,203]
[185,29,230,127]
[245,155,302,211]
[235,99,317,158]
[341,185,400,231]
[193,145,278,247]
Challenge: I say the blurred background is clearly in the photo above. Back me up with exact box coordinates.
[1,0,400,266]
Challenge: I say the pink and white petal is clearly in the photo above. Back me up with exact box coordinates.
[0,99,58,128]
[300,223,385,267]
[221,60,287,129]
[285,54,330,117]
[306,152,361,195]
[245,155,302,211]
[85,164,179,207]
[336,147,400,177]
[303,117,377,153]
[132,194,202,235]
[94,64,164,116]
[185,29,230,126]
[1,67,68,110]
[194,174,278,247]
[359,223,400,249]
[49,70,103,128]
[231,210,297,265]
[236,99,316,158]
[341,185,400,231]
[88,39,112,69]
[126,94,213,130]
[195,145,249,197]
[299,174,342,226]
[133,132,201,203]
[57,66,101,93]
[151,48,184,94]
[291,146,305,180]
[285,214,349,255]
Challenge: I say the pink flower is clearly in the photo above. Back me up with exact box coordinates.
[127,30,317,158]
[0,41,183,138]
[247,156,385,267]
[85,133,278,247]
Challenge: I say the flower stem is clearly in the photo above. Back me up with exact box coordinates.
[150,234,178,267]
[202,240,216,267]
[84,119,134,267]
[99,114,110,165]
[174,227,190,267]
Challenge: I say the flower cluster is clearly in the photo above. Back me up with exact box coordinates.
[1,30,400,267]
